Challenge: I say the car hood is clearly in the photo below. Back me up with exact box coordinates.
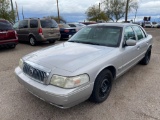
[23,42,114,72]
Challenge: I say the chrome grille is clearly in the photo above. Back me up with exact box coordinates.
[23,62,47,82]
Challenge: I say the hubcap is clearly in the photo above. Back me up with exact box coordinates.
[30,38,35,45]
[99,77,111,98]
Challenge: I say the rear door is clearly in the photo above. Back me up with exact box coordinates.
[40,19,59,39]
[132,26,148,60]
[18,20,29,41]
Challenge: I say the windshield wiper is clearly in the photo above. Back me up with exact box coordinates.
[80,41,101,46]
[69,41,101,46]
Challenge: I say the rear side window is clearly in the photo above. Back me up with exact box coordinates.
[40,19,58,28]
[19,20,28,29]
[0,21,13,30]
[30,20,38,28]
[132,26,144,40]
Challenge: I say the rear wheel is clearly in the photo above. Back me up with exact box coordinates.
[90,69,113,103]
[49,40,56,44]
[140,48,151,65]
[9,44,16,49]
[29,36,37,46]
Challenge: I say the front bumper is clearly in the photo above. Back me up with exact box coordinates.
[15,67,93,109]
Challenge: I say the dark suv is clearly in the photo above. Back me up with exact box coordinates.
[13,18,61,46]
[0,19,18,49]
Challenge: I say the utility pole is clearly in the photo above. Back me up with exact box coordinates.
[56,0,60,23]
[22,6,24,19]
[15,1,19,21]
[125,0,129,22]
[10,0,15,23]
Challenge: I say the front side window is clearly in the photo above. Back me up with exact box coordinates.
[19,20,28,29]
[30,20,38,28]
[124,26,136,41]
[132,26,144,40]
[69,26,122,47]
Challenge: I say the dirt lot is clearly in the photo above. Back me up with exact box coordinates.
[0,29,160,120]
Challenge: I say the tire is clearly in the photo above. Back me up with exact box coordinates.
[49,40,56,44]
[9,44,16,49]
[90,69,113,103]
[29,36,37,46]
[140,48,151,65]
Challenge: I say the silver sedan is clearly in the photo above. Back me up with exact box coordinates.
[15,23,153,109]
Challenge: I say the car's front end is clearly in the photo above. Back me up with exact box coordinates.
[15,61,93,108]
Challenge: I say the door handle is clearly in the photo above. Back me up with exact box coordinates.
[137,46,140,50]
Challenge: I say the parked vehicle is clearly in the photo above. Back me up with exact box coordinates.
[144,22,153,28]
[58,24,76,39]
[15,23,153,108]
[152,22,158,28]
[133,22,142,26]
[81,22,97,25]
[13,18,61,46]
[67,23,86,31]
[0,19,18,48]
[157,23,160,28]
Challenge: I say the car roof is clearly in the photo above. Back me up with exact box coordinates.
[87,23,136,27]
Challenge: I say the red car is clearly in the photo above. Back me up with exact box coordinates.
[0,19,18,48]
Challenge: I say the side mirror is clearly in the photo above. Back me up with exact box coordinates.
[125,39,136,46]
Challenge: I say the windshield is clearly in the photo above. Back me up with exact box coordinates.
[40,19,58,28]
[68,26,122,47]
[0,21,13,31]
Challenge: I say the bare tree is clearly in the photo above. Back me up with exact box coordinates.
[125,0,138,22]
[45,16,66,23]
[105,0,126,22]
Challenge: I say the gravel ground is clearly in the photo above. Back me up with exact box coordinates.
[0,29,160,120]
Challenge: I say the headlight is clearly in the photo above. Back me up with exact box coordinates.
[50,74,89,88]
[19,59,24,69]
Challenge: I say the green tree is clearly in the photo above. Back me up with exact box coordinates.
[85,5,109,22]
[0,0,15,23]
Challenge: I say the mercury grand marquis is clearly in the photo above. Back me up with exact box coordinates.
[15,23,153,108]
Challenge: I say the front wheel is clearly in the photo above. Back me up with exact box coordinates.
[89,69,113,103]
[140,48,151,65]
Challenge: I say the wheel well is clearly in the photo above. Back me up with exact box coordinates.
[100,66,116,79]
[149,45,152,50]
[28,34,36,40]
